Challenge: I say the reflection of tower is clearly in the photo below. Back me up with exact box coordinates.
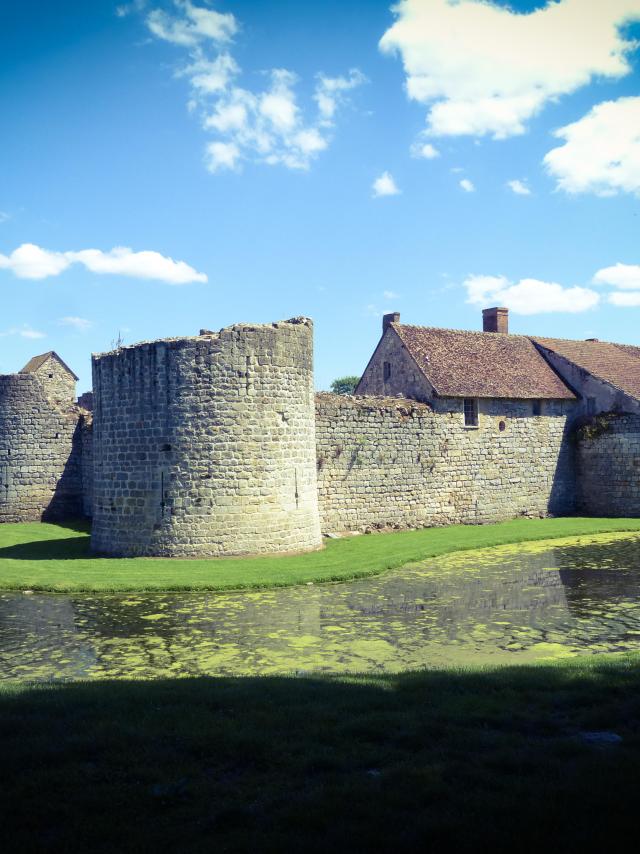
[91,319,322,557]
[0,593,97,678]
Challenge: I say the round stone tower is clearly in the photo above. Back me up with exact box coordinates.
[0,374,84,522]
[90,318,322,557]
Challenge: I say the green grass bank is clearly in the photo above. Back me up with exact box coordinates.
[3,655,640,852]
[1,516,640,592]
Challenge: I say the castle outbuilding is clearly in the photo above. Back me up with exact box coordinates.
[2,309,640,552]
[20,350,79,405]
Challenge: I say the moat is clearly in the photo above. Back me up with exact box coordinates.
[2,533,640,680]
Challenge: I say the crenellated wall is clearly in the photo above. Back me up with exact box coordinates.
[315,393,576,533]
[0,374,84,522]
[90,318,322,557]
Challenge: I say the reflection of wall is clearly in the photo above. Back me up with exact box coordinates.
[577,414,640,516]
[316,394,575,533]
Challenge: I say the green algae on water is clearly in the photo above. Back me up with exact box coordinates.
[2,532,640,680]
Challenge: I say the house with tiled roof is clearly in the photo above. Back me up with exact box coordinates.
[531,336,640,416]
[356,308,578,427]
[20,351,78,405]
[356,307,640,423]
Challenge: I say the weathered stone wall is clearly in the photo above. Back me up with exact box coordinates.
[32,357,77,404]
[0,374,84,522]
[577,414,640,516]
[356,327,434,401]
[315,394,576,533]
[81,415,93,518]
[91,318,322,557]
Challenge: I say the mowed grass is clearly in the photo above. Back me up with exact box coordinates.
[1,516,640,592]
[3,655,640,852]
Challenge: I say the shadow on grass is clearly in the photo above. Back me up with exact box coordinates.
[0,535,91,560]
[2,658,640,852]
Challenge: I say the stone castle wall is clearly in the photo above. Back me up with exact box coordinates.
[315,394,576,533]
[80,415,93,518]
[91,318,322,557]
[0,374,84,522]
[577,414,640,516]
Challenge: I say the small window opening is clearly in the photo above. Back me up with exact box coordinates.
[463,398,479,427]
[587,397,596,416]
[48,373,54,379]
[532,400,541,416]
[383,361,391,381]
[499,420,506,432]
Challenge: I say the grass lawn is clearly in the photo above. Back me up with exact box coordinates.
[3,655,640,852]
[1,516,640,592]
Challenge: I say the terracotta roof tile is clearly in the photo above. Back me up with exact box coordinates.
[532,337,640,401]
[393,324,575,399]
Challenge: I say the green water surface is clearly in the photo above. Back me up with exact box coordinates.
[2,532,640,680]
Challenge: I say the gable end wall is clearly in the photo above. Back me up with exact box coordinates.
[356,327,434,401]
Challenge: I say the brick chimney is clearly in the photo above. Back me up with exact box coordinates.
[383,312,400,332]
[482,307,508,334]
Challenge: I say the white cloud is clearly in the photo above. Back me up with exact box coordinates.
[146,0,237,47]
[507,179,531,196]
[544,97,640,196]
[0,244,70,279]
[140,4,364,172]
[383,290,400,299]
[379,0,640,140]
[609,291,640,307]
[593,262,640,290]
[0,211,10,224]
[59,316,93,332]
[116,0,147,17]
[205,140,241,171]
[0,243,207,284]
[459,178,475,192]
[314,69,367,123]
[67,247,207,284]
[372,171,401,197]
[410,138,439,159]
[464,273,599,314]
[180,53,238,95]
[0,325,46,340]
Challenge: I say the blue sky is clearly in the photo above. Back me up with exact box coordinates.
[1,0,640,394]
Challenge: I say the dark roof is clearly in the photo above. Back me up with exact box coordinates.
[532,337,640,402]
[20,351,79,381]
[391,324,575,399]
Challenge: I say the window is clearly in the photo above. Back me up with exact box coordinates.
[587,397,596,415]
[532,400,541,416]
[383,361,391,381]
[463,398,479,427]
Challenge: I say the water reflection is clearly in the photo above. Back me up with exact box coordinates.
[1,532,640,680]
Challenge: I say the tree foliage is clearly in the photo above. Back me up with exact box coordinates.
[330,375,360,395]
